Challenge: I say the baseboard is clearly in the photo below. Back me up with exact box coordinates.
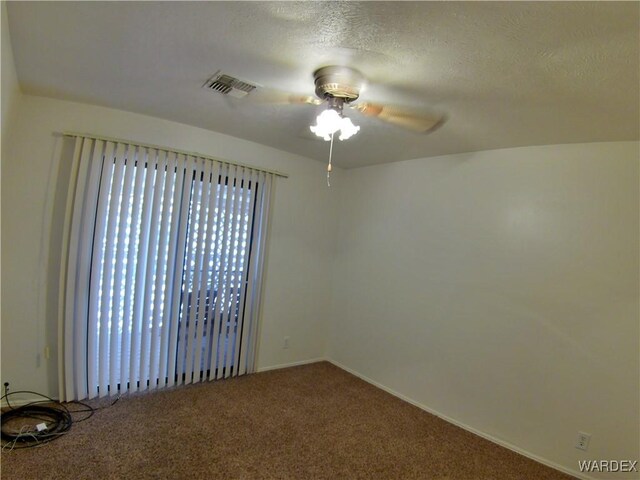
[256,357,327,373]
[326,359,590,480]
[1,396,60,409]
[1,360,328,407]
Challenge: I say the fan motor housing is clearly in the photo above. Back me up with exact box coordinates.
[313,66,365,102]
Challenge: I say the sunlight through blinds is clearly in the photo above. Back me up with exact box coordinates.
[61,135,275,401]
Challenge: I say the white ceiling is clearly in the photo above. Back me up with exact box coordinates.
[7,1,639,168]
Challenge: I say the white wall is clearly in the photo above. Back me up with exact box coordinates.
[1,1,21,142]
[1,0,23,393]
[1,94,339,397]
[329,141,639,479]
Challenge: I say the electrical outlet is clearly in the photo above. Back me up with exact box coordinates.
[576,432,591,451]
[283,336,290,349]
[44,346,50,360]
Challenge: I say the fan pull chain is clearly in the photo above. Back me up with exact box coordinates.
[327,132,334,187]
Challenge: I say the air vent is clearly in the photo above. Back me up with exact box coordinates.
[203,72,258,99]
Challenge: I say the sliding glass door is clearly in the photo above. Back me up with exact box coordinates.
[176,171,256,383]
[62,136,273,401]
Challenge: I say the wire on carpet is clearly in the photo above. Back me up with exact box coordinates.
[1,390,119,450]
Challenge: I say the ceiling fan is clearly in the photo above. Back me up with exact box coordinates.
[263,65,445,138]
[253,65,445,185]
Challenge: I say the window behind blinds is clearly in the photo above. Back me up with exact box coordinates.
[61,136,274,401]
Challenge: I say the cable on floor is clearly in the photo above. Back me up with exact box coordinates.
[1,390,119,450]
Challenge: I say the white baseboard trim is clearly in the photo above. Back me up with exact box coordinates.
[1,396,60,409]
[327,359,589,480]
[256,357,327,373]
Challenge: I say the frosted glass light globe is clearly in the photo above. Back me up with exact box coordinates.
[338,117,360,141]
[310,109,343,140]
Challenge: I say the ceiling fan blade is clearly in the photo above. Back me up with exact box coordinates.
[352,102,444,133]
[250,88,322,106]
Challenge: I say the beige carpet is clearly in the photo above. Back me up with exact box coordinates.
[1,362,574,479]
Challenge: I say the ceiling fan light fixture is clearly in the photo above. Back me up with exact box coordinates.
[338,116,360,141]
[310,108,343,140]
[310,105,360,141]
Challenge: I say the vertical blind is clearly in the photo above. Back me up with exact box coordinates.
[61,135,275,401]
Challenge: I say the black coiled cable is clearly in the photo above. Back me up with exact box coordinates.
[1,390,107,450]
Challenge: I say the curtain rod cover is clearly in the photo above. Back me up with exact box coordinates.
[62,132,288,178]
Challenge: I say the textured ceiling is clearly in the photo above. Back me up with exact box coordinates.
[7,1,639,168]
